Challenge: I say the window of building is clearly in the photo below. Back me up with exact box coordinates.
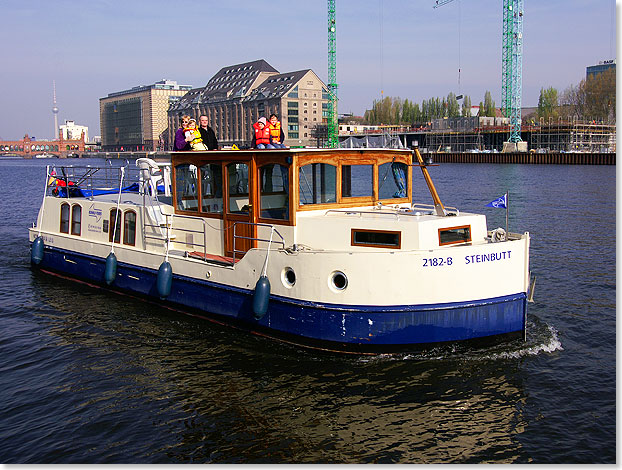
[71,204,82,236]
[121,210,136,246]
[289,132,299,139]
[259,164,289,221]
[299,163,337,205]
[60,203,70,233]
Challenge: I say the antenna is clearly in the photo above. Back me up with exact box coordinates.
[52,80,59,140]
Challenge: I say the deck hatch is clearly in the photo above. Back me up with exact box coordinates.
[439,225,471,246]
[351,229,401,249]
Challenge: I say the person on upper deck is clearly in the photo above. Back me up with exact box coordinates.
[252,117,274,149]
[174,115,192,151]
[268,114,287,148]
[199,114,218,150]
[184,119,208,151]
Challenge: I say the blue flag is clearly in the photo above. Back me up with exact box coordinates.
[486,194,507,209]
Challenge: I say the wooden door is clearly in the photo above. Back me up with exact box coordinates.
[223,161,255,259]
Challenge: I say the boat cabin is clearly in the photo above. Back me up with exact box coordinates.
[171,148,413,258]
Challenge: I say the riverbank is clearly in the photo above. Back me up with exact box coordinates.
[428,151,614,165]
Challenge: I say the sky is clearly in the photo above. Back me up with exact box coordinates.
[0,0,617,141]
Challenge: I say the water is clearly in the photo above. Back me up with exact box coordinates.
[0,158,615,463]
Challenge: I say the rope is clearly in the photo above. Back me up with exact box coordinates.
[261,226,275,277]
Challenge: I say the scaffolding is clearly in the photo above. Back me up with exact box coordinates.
[529,120,616,153]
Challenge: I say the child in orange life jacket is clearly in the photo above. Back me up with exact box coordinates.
[184,119,208,151]
[268,113,287,148]
[252,117,274,149]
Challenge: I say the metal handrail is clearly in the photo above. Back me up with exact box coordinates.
[324,203,459,219]
[232,222,285,261]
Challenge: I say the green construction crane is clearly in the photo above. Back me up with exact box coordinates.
[327,0,339,148]
[434,0,524,142]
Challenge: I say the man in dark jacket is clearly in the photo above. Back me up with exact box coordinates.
[198,115,218,150]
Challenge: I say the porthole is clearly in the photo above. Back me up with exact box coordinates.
[282,267,296,287]
[330,271,348,291]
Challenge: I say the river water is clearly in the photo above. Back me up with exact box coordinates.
[0,158,615,463]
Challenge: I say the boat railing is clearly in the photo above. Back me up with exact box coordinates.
[411,203,460,215]
[141,208,285,266]
[324,203,459,219]
[44,164,145,199]
[233,222,286,261]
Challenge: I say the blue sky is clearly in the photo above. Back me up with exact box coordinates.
[0,0,616,140]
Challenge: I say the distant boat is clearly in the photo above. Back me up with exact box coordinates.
[34,153,58,159]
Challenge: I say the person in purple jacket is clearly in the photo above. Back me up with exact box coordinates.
[174,115,192,151]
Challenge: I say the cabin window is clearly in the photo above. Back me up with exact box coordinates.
[351,229,401,249]
[378,162,408,199]
[439,225,471,246]
[227,163,250,214]
[123,210,136,246]
[259,164,289,220]
[71,205,82,236]
[299,163,337,205]
[175,163,199,212]
[109,208,121,243]
[60,203,70,233]
[342,164,373,198]
[200,163,223,214]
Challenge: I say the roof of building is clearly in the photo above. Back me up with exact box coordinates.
[169,60,328,113]
[241,69,314,102]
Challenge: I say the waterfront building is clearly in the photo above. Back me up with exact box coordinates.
[586,59,616,79]
[100,79,192,152]
[167,59,330,149]
[59,120,88,142]
[0,133,85,157]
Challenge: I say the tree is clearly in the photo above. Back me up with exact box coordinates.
[446,92,460,117]
[461,95,472,117]
[537,87,559,120]
[559,68,615,123]
[483,91,495,117]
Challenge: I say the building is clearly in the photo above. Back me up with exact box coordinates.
[167,59,330,148]
[59,120,88,142]
[100,79,192,151]
[0,133,85,157]
[586,59,616,79]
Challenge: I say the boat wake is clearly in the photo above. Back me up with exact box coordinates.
[361,316,562,363]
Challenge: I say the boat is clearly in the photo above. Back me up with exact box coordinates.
[34,153,58,159]
[28,148,531,354]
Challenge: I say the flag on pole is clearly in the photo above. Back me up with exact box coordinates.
[485,194,507,209]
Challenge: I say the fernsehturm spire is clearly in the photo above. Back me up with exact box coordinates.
[52,80,59,139]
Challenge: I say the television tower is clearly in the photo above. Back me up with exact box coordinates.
[52,80,59,139]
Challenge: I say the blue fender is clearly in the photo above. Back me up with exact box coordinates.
[104,252,117,285]
[31,236,44,265]
[157,261,173,299]
[253,275,271,319]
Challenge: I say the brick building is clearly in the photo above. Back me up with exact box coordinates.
[0,133,85,157]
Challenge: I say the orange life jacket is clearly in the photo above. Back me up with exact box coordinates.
[268,121,282,143]
[253,122,271,145]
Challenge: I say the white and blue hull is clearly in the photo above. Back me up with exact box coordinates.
[32,241,527,353]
